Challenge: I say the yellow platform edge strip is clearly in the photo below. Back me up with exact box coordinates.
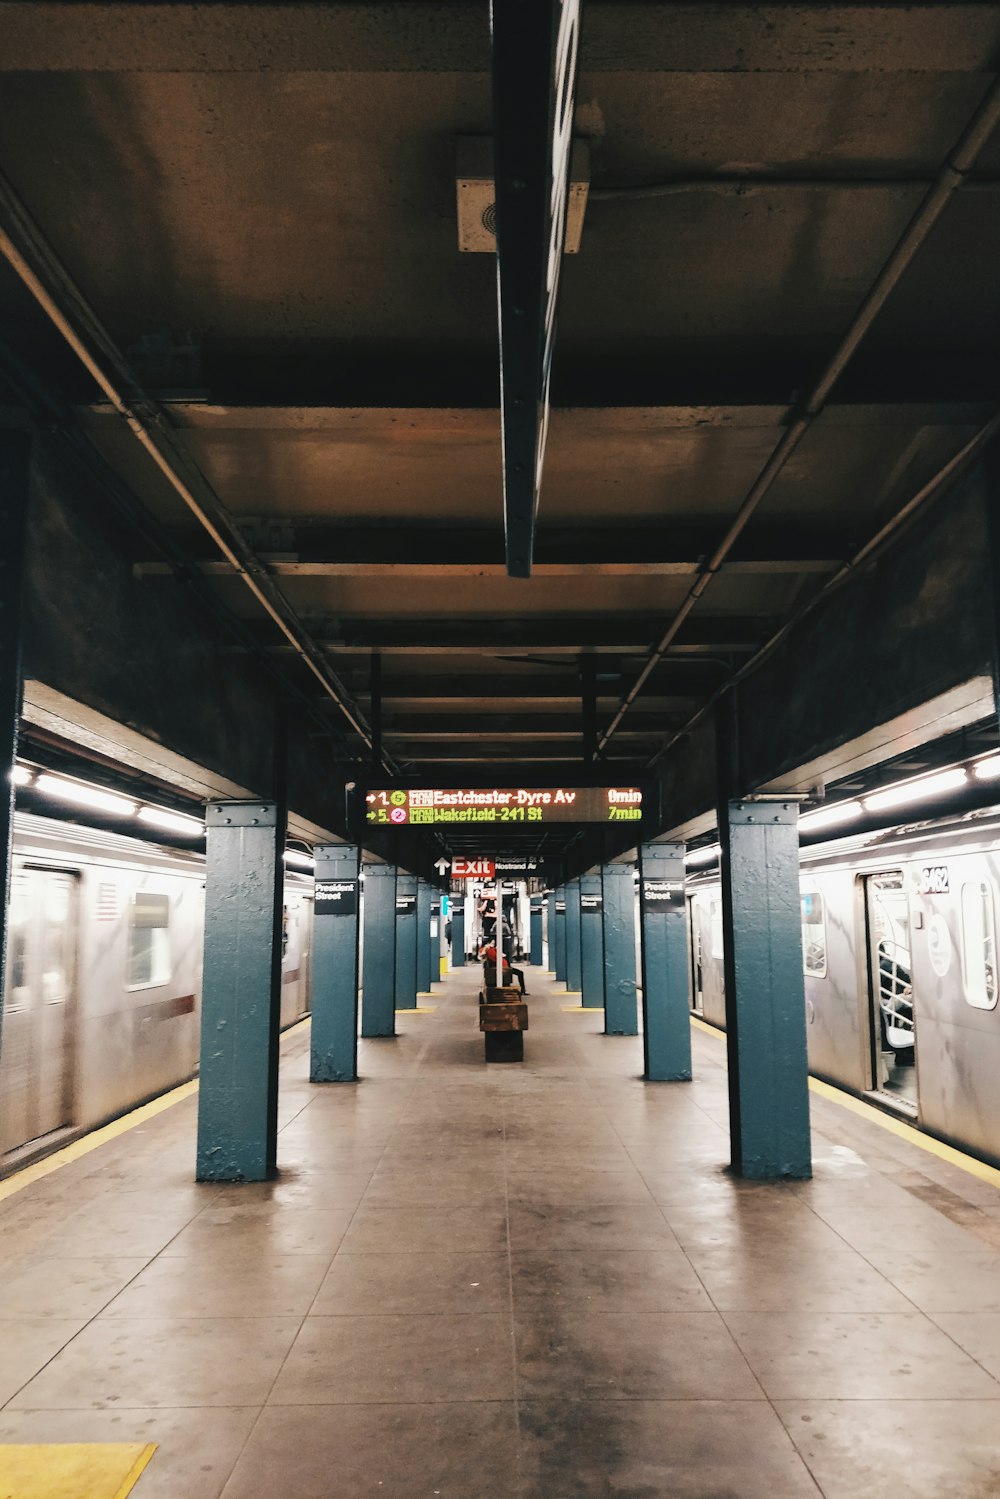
[0,1441,156,1499]
[690,1014,1000,1191]
[396,1006,437,1015]
[0,1016,313,1205]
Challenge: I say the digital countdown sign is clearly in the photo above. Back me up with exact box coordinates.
[364,787,643,826]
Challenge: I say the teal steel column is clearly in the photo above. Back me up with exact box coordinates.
[721,799,812,1179]
[579,873,605,1008]
[529,898,543,965]
[416,880,432,993]
[601,864,637,1034]
[554,888,567,981]
[430,892,442,983]
[197,801,283,1182]
[545,891,556,971]
[0,434,30,1027]
[361,864,396,1037]
[451,898,466,967]
[310,844,361,1082]
[565,879,582,992]
[639,843,692,1080]
[394,873,418,1010]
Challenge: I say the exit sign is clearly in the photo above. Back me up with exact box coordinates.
[453,858,495,879]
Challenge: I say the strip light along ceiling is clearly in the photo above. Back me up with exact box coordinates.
[862,767,968,814]
[283,850,316,871]
[34,773,137,817]
[798,799,864,832]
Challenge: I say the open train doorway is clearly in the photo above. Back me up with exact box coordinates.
[863,870,918,1113]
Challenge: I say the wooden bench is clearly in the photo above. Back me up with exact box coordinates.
[478,975,529,1062]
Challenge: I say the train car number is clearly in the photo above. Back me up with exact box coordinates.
[917,865,950,895]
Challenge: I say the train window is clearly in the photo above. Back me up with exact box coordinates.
[960,882,998,1011]
[709,897,724,959]
[800,889,827,979]
[127,891,171,989]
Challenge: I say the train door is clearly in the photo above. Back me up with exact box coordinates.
[863,870,917,1112]
[0,868,79,1157]
[688,896,704,1015]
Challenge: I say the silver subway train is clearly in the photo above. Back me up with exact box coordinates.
[1,812,313,1171]
[688,807,1000,1165]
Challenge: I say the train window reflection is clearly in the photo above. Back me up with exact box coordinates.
[960,882,998,1011]
[127,891,171,989]
[800,889,827,978]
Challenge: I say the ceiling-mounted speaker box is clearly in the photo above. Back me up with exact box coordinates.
[455,137,590,253]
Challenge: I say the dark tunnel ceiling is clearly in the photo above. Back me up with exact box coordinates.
[1,2,1000,862]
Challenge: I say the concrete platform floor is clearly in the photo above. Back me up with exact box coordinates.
[2,968,1000,1497]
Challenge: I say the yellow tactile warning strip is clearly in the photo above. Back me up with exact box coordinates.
[0,1015,313,1206]
[0,1442,156,1498]
[396,1006,438,1015]
[690,1014,1000,1192]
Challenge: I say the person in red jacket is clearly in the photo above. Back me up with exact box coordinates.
[479,940,528,995]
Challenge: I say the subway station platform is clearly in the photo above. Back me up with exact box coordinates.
[2,969,1000,1499]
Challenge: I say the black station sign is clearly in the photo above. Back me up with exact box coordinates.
[642,879,685,915]
[395,894,416,915]
[314,879,358,917]
[364,785,642,826]
[581,893,603,914]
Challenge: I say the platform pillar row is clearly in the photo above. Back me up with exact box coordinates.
[720,799,812,1179]
[639,842,692,1080]
[430,891,442,983]
[361,864,396,1036]
[0,434,31,1037]
[579,872,605,1009]
[197,800,283,1182]
[310,844,361,1083]
[601,863,637,1034]
[564,878,582,992]
[394,872,418,1010]
[529,897,544,966]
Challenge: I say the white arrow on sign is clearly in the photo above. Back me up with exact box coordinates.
[434,858,450,875]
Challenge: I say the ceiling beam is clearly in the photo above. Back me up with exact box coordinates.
[132,521,848,579]
[3,4,996,73]
[237,615,773,655]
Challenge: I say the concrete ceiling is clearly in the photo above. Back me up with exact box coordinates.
[0,1,998,858]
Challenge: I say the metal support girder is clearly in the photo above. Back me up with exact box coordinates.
[310,844,361,1083]
[361,864,396,1037]
[529,897,544,966]
[553,886,567,980]
[491,0,581,577]
[564,879,582,992]
[579,872,605,1009]
[601,864,637,1035]
[639,843,692,1081]
[0,433,31,1037]
[394,873,418,1011]
[451,899,466,968]
[197,801,283,1182]
[720,800,812,1180]
[416,879,433,994]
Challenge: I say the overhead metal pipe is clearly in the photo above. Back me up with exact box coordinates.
[0,169,395,772]
[599,75,1000,755]
[590,174,1000,202]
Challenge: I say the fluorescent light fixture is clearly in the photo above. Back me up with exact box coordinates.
[10,766,32,787]
[798,800,864,833]
[973,756,1000,781]
[685,843,720,866]
[283,850,315,871]
[137,806,204,836]
[864,767,967,814]
[34,773,137,817]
